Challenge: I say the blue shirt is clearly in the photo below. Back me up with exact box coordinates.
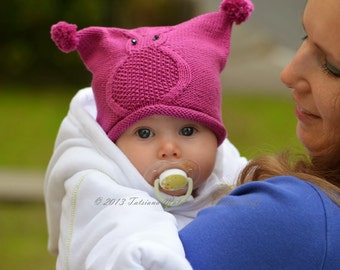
[180,176,340,269]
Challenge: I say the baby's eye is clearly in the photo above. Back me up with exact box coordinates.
[179,127,196,136]
[136,128,154,139]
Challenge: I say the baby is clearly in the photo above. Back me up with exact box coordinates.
[45,0,253,269]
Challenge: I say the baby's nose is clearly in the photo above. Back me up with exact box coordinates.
[158,140,181,159]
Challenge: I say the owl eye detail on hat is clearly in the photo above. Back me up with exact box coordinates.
[51,0,254,145]
[129,35,160,45]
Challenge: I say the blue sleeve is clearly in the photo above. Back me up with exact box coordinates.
[179,176,331,270]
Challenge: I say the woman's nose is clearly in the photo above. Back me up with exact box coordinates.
[158,139,181,159]
[280,42,310,92]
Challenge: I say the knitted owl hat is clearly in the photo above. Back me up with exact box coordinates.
[51,0,253,145]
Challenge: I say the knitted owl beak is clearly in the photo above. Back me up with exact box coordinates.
[51,0,254,145]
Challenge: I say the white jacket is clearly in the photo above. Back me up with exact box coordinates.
[45,88,247,269]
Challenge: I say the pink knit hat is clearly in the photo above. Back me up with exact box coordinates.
[51,0,253,145]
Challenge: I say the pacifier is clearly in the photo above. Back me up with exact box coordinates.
[158,168,189,191]
[144,160,199,208]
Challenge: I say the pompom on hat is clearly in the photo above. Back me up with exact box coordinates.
[51,0,254,146]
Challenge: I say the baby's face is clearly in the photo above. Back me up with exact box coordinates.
[116,115,218,195]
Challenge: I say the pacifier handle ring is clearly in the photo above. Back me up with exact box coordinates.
[154,177,193,208]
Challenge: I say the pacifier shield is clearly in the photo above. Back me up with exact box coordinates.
[144,159,199,207]
[159,169,188,191]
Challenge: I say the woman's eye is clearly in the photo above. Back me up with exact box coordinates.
[323,61,340,78]
[136,128,154,138]
[180,127,196,136]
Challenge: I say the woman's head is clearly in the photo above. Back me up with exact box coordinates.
[280,0,340,163]
[237,0,340,202]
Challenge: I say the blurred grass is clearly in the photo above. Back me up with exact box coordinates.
[222,92,304,158]
[0,202,56,269]
[0,84,78,170]
[0,84,304,269]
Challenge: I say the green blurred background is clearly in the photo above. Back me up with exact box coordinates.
[0,0,304,268]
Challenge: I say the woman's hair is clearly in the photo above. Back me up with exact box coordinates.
[237,152,340,205]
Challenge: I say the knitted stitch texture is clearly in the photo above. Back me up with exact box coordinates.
[51,0,254,145]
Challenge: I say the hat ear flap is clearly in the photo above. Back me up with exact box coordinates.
[220,0,254,24]
[51,21,79,53]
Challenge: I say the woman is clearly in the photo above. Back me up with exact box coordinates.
[179,0,340,269]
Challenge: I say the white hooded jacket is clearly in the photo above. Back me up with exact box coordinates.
[45,88,247,269]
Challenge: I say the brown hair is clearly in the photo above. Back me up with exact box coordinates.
[237,152,340,205]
